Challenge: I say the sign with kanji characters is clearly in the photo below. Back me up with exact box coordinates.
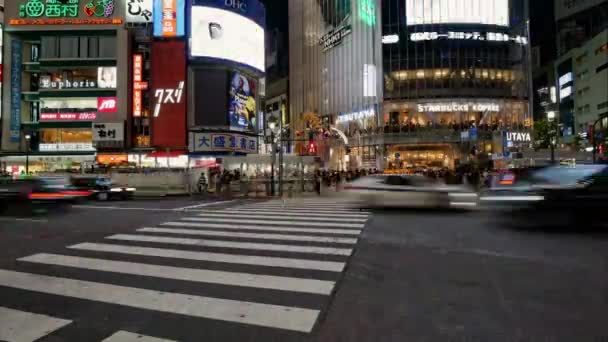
[18,0,115,19]
[189,133,257,153]
[126,0,153,23]
[153,0,185,37]
[10,40,23,143]
[132,54,146,117]
[93,123,124,142]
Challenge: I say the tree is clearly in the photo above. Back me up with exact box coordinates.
[533,120,552,150]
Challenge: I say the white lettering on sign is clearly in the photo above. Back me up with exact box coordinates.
[336,108,376,123]
[98,97,117,113]
[410,31,528,45]
[153,81,185,118]
[225,0,247,11]
[506,132,532,142]
[417,102,500,113]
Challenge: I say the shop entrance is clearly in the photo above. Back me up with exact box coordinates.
[386,144,455,172]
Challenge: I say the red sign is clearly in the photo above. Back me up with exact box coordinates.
[97,97,117,113]
[40,112,97,121]
[133,54,144,117]
[151,41,187,148]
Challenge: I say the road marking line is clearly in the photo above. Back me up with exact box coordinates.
[188,217,365,229]
[162,222,362,235]
[0,306,72,342]
[174,200,237,211]
[205,209,370,218]
[0,217,49,223]
[106,234,353,256]
[19,254,335,295]
[232,206,366,213]
[191,212,368,222]
[68,243,346,272]
[73,205,178,211]
[102,330,177,342]
[138,227,358,244]
[0,269,320,333]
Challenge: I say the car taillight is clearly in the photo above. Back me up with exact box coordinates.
[28,193,66,200]
[60,190,92,197]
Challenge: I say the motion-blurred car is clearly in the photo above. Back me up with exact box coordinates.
[343,174,478,209]
[480,164,608,228]
[70,176,136,201]
[0,177,90,214]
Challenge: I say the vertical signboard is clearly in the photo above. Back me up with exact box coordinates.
[153,0,185,37]
[10,40,23,143]
[151,41,187,147]
[133,54,143,117]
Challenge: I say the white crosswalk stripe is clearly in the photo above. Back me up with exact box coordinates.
[0,306,72,342]
[214,209,369,218]
[68,242,346,272]
[106,234,354,256]
[138,227,359,244]
[185,212,369,222]
[0,199,370,337]
[0,269,319,333]
[161,221,362,235]
[102,330,177,342]
[19,253,335,295]
[183,217,365,228]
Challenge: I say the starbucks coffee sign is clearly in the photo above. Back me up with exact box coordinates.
[19,0,115,18]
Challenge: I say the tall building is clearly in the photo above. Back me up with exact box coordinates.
[381,0,531,170]
[289,0,532,170]
[554,0,608,147]
[0,0,265,174]
[289,0,383,168]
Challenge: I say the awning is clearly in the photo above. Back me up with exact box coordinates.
[146,150,187,158]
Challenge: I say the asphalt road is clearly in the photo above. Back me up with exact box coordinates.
[0,198,607,341]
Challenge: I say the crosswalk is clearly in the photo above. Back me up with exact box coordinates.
[0,198,369,341]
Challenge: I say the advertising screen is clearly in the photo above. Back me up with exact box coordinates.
[151,41,187,148]
[190,6,265,72]
[97,67,117,88]
[153,0,185,37]
[406,0,509,26]
[228,72,257,131]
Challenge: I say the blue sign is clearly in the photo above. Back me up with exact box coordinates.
[468,127,478,141]
[10,40,23,143]
[190,0,265,26]
[153,0,186,37]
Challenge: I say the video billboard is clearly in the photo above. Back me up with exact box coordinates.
[406,0,509,26]
[228,72,256,131]
[190,6,265,72]
[151,41,187,148]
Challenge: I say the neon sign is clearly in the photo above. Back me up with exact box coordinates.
[359,0,376,26]
[18,0,115,18]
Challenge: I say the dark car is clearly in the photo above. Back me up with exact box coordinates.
[0,177,83,214]
[481,165,608,229]
[70,176,136,201]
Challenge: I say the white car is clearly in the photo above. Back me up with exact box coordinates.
[343,175,478,209]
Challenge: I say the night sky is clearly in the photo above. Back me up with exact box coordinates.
[260,0,288,32]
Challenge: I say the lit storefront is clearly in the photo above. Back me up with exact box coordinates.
[381,0,532,170]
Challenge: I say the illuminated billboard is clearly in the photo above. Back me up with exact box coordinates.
[406,0,509,26]
[153,0,185,37]
[190,6,265,72]
[228,72,257,131]
[151,41,187,148]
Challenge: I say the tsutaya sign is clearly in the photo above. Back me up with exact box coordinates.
[506,131,532,143]
[336,108,376,123]
[417,102,500,113]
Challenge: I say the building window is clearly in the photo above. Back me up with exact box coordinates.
[39,129,92,144]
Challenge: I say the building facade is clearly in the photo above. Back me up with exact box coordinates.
[554,0,608,150]
[0,0,265,174]
[289,0,384,169]
[380,0,531,170]
[1,0,129,173]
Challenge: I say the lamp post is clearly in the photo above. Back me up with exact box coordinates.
[24,134,31,174]
[547,111,556,164]
[268,120,278,196]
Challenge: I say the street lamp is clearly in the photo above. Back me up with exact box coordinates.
[24,134,31,174]
[547,111,557,164]
[268,119,278,196]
